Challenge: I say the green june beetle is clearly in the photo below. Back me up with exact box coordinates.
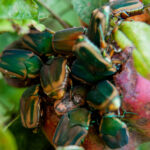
[20,84,42,128]
[110,0,144,19]
[71,59,100,84]
[99,113,129,149]
[53,108,91,146]
[52,27,86,55]
[40,57,69,100]
[87,5,110,48]
[86,80,121,112]
[71,36,116,84]
[21,27,86,56]
[22,28,54,56]
[0,49,42,81]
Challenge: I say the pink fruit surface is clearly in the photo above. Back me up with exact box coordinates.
[41,105,105,149]
[114,57,150,138]
[42,105,60,149]
[82,126,105,150]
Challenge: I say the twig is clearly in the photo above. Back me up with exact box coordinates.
[3,115,20,131]
[37,0,70,29]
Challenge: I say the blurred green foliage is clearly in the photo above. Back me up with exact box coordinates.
[0,33,19,52]
[0,126,17,150]
[72,0,109,24]
[0,0,38,19]
[9,118,54,150]
[38,0,81,30]
[137,142,150,150]
[143,0,150,5]
[0,74,25,126]
[113,21,150,80]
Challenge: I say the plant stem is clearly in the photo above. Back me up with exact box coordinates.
[37,0,70,29]
[3,115,20,131]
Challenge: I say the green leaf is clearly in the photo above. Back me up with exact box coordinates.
[0,19,45,34]
[120,22,150,79]
[0,20,15,32]
[0,0,16,6]
[137,142,150,150]
[9,118,54,150]
[37,0,80,31]
[0,76,25,126]
[143,0,150,5]
[0,0,45,34]
[113,29,134,49]
[0,0,38,20]
[113,21,150,80]
[71,0,109,24]
[0,126,17,150]
[0,33,19,52]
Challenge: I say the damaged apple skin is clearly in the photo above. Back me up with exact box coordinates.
[114,56,150,138]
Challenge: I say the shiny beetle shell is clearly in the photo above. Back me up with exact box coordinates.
[110,0,144,18]
[22,28,54,56]
[87,5,110,48]
[52,27,86,54]
[99,113,129,149]
[20,84,41,128]
[53,108,91,146]
[73,36,116,82]
[40,57,69,100]
[0,49,42,80]
[86,80,121,112]
[71,60,99,84]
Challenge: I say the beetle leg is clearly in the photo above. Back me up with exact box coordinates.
[103,109,137,118]
[98,24,107,49]
[68,78,73,100]
[121,11,130,18]
[121,109,137,118]
[112,59,122,65]
[109,47,115,58]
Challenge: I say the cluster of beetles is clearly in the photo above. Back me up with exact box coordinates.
[0,0,148,149]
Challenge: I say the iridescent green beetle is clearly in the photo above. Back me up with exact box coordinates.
[21,27,86,56]
[0,49,43,80]
[99,113,129,149]
[53,108,91,146]
[40,57,69,100]
[110,0,144,18]
[52,27,86,55]
[20,84,41,128]
[87,5,110,48]
[72,36,116,84]
[22,28,54,56]
[71,60,99,84]
[86,80,121,112]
